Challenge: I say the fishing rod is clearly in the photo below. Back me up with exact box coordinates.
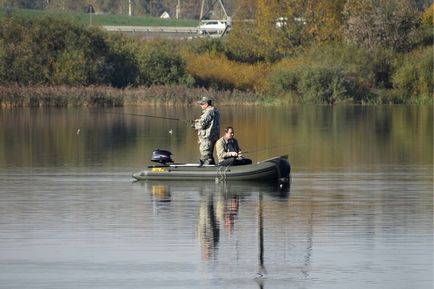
[109,112,193,123]
[242,142,304,155]
[242,146,289,155]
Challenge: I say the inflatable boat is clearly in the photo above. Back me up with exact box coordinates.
[132,149,291,183]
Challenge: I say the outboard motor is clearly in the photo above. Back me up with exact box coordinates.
[151,149,173,165]
[278,157,291,185]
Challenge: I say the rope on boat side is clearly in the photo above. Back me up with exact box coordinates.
[215,165,231,183]
[215,166,225,183]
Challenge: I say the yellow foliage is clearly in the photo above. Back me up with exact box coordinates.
[227,0,346,61]
[184,52,271,92]
[421,3,433,25]
[303,0,346,42]
[183,50,308,95]
[271,57,304,71]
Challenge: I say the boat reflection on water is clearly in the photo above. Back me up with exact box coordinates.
[141,180,290,207]
[137,180,291,285]
[150,185,171,202]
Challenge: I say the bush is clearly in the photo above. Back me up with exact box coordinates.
[267,64,374,104]
[184,52,270,91]
[186,38,226,55]
[0,42,6,84]
[0,16,109,85]
[135,40,192,86]
[267,68,299,96]
[103,33,140,88]
[0,16,194,88]
[298,66,368,104]
[300,44,395,89]
[0,16,144,88]
[51,50,87,85]
[392,46,433,102]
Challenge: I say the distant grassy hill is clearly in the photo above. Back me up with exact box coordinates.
[0,8,199,27]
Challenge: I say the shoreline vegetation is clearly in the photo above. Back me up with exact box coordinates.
[0,4,432,107]
[0,85,264,108]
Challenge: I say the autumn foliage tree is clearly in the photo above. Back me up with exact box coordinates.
[226,0,348,63]
[301,0,346,42]
[226,0,305,63]
[342,0,420,52]
[420,2,433,25]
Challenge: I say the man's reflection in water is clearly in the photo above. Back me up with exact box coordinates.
[216,183,240,237]
[198,183,243,261]
[197,186,220,261]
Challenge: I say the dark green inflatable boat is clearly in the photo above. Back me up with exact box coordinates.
[132,150,290,183]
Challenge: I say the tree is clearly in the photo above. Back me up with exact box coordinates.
[421,3,433,25]
[301,0,346,42]
[226,0,350,63]
[226,0,312,62]
[342,0,420,52]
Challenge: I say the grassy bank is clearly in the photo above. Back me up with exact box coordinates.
[0,85,264,108]
[0,8,198,27]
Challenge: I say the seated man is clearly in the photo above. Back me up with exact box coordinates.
[215,126,252,166]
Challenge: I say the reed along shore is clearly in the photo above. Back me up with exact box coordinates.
[0,85,267,108]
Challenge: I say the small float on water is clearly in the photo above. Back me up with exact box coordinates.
[132,149,291,184]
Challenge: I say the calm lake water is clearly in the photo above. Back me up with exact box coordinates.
[0,105,432,289]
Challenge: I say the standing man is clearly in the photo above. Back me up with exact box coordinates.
[194,96,220,165]
[215,126,252,166]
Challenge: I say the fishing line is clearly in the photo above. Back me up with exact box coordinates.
[109,112,193,123]
[243,143,304,155]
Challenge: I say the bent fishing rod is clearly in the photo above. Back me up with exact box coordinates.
[109,112,193,123]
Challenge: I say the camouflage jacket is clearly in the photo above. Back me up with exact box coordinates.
[194,106,220,140]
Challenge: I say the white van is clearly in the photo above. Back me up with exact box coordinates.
[198,20,228,35]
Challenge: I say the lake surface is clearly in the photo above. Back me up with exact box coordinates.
[0,105,432,289]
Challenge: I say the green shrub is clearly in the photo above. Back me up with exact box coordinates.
[392,46,433,102]
[0,16,142,88]
[51,50,87,85]
[267,64,374,104]
[186,38,226,55]
[0,41,6,84]
[267,68,299,97]
[0,16,106,85]
[136,40,192,86]
[412,23,433,49]
[301,44,395,89]
[103,33,140,88]
[0,16,192,88]
[298,66,346,104]
[184,52,270,91]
